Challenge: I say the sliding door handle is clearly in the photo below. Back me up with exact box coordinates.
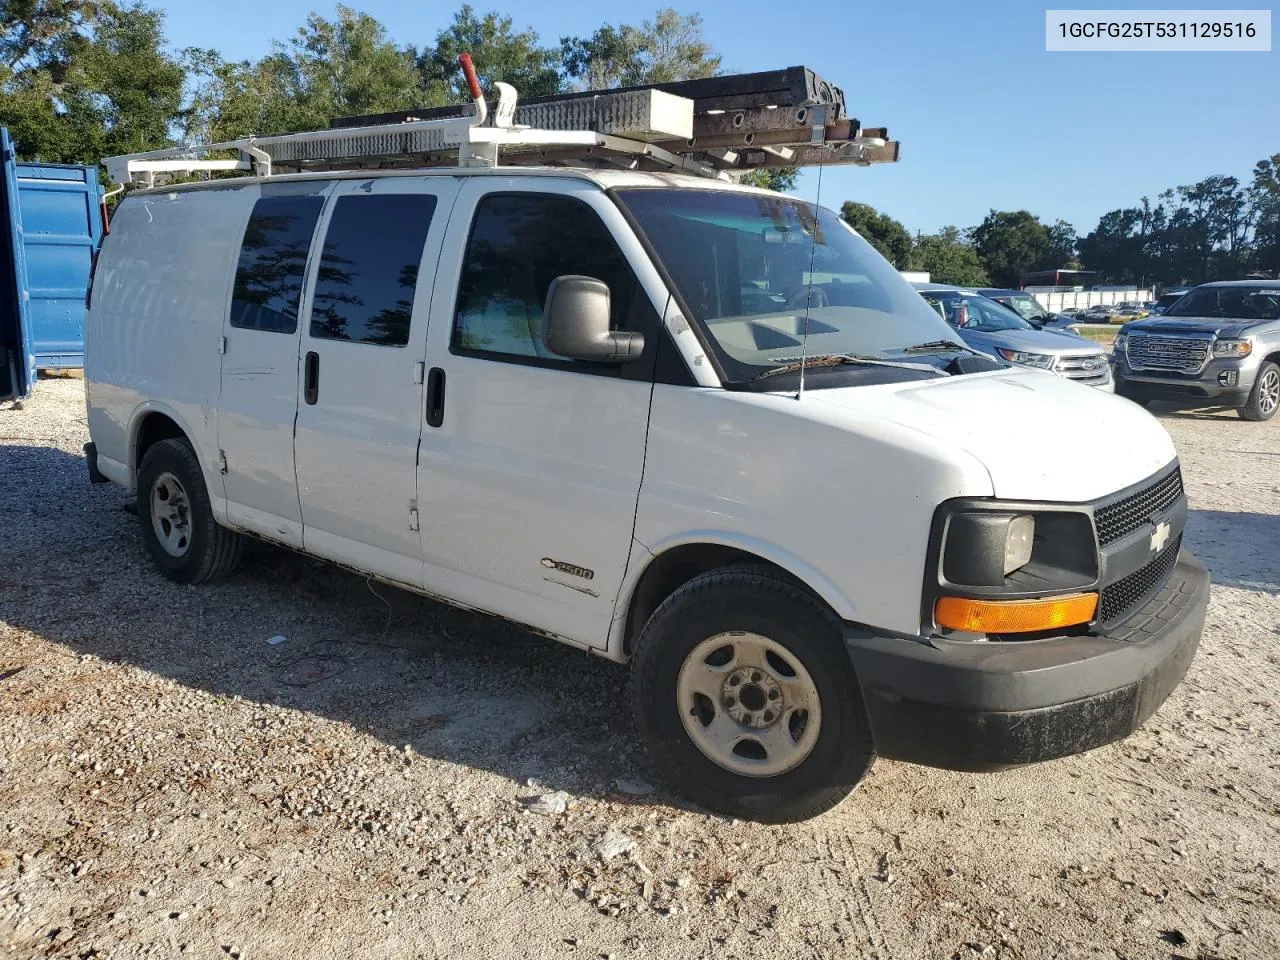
[425,366,446,428]
[304,351,319,405]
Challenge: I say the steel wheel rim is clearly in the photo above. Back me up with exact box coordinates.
[676,631,822,778]
[1260,369,1279,416]
[149,471,192,558]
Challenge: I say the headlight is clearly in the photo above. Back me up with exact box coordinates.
[1113,333,1127,354]
[1213,339,1251,358]
[1003,515,1035,574]
[936,506,1097,589]
[943,512,1036,584]
[996,349,1054,369]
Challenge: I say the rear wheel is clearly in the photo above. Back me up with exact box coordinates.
[137,438,242,583]
[1240,362,1279,421]
[630,563,875,823]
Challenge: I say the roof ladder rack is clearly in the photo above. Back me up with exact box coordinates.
[104,56,900,187]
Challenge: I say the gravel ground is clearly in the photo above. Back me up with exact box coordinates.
[2,376,1278,960]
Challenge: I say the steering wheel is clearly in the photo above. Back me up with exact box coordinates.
[788,286,829,310]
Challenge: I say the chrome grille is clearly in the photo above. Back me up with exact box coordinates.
[1127,335,1211,372]
[1094,465,1184,546]
[1055,353,1110,384]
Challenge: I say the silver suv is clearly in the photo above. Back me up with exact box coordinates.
[1113,281,1280,421]
[914,284,1113,390]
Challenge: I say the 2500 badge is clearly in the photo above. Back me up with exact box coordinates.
[541,558,594,580]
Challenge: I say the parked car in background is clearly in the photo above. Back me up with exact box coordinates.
[977,287,1079,331]
[913,284,1113,390]
[1113,280,1280,420]
[1150,288,1193,315]
[1112,301,1148,323]
[1079,304,1121,323]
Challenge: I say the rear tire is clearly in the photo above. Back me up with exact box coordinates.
[630,563,875,823]
[137,438,242,583]
[1239,361,1279,421]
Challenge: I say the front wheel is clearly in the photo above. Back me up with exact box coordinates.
[630,564,875,823]
[1240,362,1279,421]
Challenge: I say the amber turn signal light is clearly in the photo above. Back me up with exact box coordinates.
[935,592,1098,634]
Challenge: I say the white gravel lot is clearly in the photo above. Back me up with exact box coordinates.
[2,376,1278,960]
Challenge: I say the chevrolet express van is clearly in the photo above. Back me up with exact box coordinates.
[83,168,1208,822]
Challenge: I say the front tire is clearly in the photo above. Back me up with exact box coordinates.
[137,438,242,583]
[1240,361,1279,421]
[630,564,875,823]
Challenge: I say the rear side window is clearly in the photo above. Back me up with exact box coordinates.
[230,195,325,334]
[309,194,437,347]
[451,193,638,359]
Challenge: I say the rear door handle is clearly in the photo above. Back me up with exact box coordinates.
[425,366,446,427]
[304,351,319,405]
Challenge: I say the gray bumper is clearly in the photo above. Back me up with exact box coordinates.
[1113,353,1261,404]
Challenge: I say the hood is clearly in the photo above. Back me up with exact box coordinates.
[958,325,1098,356]
[1125,316,1257,338]
[808,369,1176,501]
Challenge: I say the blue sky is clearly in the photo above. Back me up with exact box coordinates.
[155,0,1278,237]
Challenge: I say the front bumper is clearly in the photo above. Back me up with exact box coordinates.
[1113,354,1260,405]
[846,551,1208,771]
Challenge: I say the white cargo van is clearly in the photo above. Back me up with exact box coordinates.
[82,64,1208,822]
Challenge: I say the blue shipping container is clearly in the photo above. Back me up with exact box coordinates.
[1,127,104,401]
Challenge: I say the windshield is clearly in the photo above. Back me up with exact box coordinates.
[616,188,957,381]
[919,291,1034,333]
[1164,286,1280,321]
[1001,294,1049,322]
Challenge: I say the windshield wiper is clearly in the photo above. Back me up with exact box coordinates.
[901,338,981,355]
[753,353,944,381]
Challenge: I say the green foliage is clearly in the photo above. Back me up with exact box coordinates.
[1080,167,1274,284]
[1251,154,1280,276]
[910,227,989,286]
[839,201,911,268]
[970,210,1059,288]
[423,5,562,103]
[184,5,426,142]
[561,9,721,88]
[0,1,184,162]
[739,168,798,193]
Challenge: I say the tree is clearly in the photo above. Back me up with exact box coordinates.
[185,5,425,142]
[910,227,989,286]
[561,9,720,89]
[839,201,911,268]
[971,210,1054,288]
[0,1,185,163]
[1250,153,1280,276]
[739,168,797,192]
[422,5,562,103]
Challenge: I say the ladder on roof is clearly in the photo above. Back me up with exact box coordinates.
[103,55,900,188]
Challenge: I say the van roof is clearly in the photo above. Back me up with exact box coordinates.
[125,165,783,199]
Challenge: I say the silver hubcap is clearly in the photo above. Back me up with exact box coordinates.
[677,632,822,778]
[1259,369,1279,416]
[149,471,192,558]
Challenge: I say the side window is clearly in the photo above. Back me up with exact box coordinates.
[230,195,325,334]
[452,193,639,360]
[309,194,437,347]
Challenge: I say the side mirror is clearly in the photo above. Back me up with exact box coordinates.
[543,275,645,363]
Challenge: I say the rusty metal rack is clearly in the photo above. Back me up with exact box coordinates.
[103,58,900,187]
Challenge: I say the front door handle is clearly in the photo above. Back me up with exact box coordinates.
[304,351,319,405]
[425,366,446,427]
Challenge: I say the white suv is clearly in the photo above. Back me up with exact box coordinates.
[84,168,1208,822]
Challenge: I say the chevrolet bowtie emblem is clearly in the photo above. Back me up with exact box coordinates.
[1149,520,1171,554]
